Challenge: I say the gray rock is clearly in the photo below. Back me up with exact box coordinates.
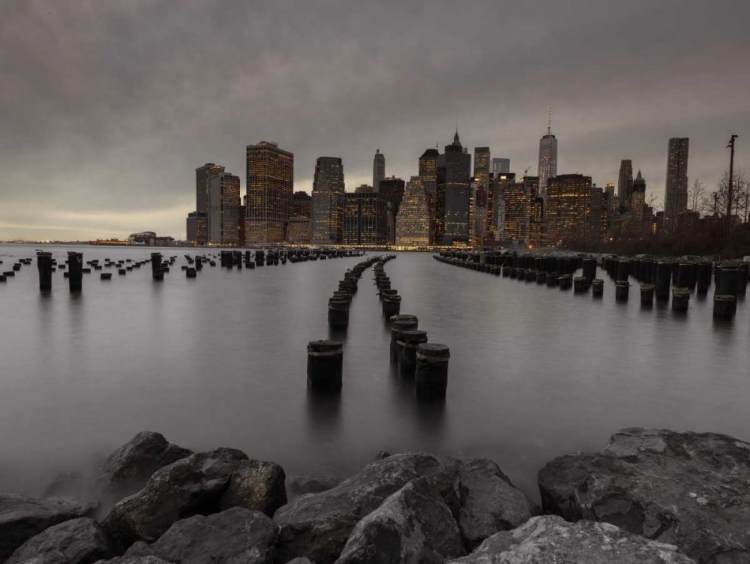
[457,458,538,551]
[94,557,170,564]
[121,543,154,558]
[274,452,460,564]
[145,507,278,564]
[0,494,95,563]
[285,559,315,564]
[336,478,465,564]
[447,515,696,563]
[7,517,111,564]
[538,427,750,564]
[94,432,192,505]
[219,459,287,517]
[101,448,248,551]
[289,474,343,497]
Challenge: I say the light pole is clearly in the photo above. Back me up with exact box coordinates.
[727,134,738,237]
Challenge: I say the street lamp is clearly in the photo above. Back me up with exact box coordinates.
[727,134,738,236]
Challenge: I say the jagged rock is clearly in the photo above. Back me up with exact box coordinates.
[94,557,170,564]
[219,459,287,517]
[6,517,111,564]
[374,452,390,461]
[101,448,248,551]
[538,428,750,564]
[457,458,538,551]
[94,432,192,504]
[141,507,277,564]
[0,494,95,563]
[121,542,154,558]
[289,474,343,497]
[336,478,465,564]
[274,453,460,564]
[447,515,696,563]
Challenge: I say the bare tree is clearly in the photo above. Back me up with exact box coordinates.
[699,169,749,222]
[646,193,660,212]
[688,178,706,212]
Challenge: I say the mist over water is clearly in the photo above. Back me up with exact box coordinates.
[1,245,749,502]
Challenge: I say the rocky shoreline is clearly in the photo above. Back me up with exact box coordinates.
[2,428,748,563]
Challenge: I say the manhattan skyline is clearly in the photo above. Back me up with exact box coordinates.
[0,1,748,240]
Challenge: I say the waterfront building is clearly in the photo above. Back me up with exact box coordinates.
[343,192,389,245]
[436,130,472,245]
[546,174,602,245]
[196,163,225,216]
[208,172,241,245]
[286,218,311,243]
[491,158,510,175]
[291,191,312,218]
[311,157,345,244]
[665,137,689,232]
[246,141,294,244]
[617,160,634,210]
[238,204,246,247]
[537,111,558,197]
[419,148,439,197]
[474,147,490,191]
[186,211,207,246]
[395,177,430,247]
[501,175,540,244]
[373,149,385,192]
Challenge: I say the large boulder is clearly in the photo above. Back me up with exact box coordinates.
[101,448,286,552]
[447,515,696,563]
[6,517,111,564]
[94,432,192,505]
[457,458,538,551]
[0,494,95,563]
[128,507,277,564]
[538,428,750,564]
[288,474,343,498]
[335,478,465,564]
[274,453,459,564]
[94,558,170,564]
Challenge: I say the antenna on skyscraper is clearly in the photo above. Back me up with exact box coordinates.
[547,106,552,136]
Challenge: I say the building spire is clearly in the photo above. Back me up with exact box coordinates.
[547,106,551,136]
[454,125,460,144]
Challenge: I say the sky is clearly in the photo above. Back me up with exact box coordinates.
[1,0,749,241]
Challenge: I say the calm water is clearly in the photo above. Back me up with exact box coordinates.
[1,244,749,502]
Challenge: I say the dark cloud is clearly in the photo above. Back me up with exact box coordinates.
[1,0,748,239]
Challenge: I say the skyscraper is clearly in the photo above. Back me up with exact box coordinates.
[473,147,490,191]
[373,149,385,192]
[436,130,472,245]
[665,138,689,232]
[604,182,616,211]
[396,177,430,247]
[491,158,510,175]
[195,163,225,215]
[207,172,241,246]
[537,110,558,197]
[379,176,406,244]
[419,147,439,197]
[617,160,634,210]
[546,174,602,245]
[311,157,345,244]
[246,141,294,244]
[343,192,389,245]
[632,170,646,222]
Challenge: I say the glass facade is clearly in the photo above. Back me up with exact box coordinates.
[373,149,385,192]
[618,160,634,210]
[546,174,602,245]
[491,158,510,175]
[395,177,430,246]
[311,191,342,244]
[436,131,471,245]
[246,141,294,244]
[208,172,241,245]
[538,134,558,197]
[186,211,207,245]
[196,163,224,216]
[665,137,689,232]
[473,147,490,191]
[343,193,388,245]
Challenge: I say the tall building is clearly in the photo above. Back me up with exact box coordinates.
[604,182,616,211]
[665,137,689,232]
[207,172,241,245]
[491,158,510,175]
[343,192,389,245]
[186,211,207,245]
[436,130,472,245]
[473,147,491,191]
[246,141,294,244]
[396,176,430,247]
[500,175,540,244]
[537,110,558,197]
[196,163,225,215]
[379,176,406,244]
[632,170,646,222]
[311,157,345,244]
[373,149,385,192]
[617,160,634,210]
[291,191,312,218]
[419,148,439,197]
[546,174,602,245]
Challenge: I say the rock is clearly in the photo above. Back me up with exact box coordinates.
[0,494,95,563]
[219,459,287,517]
[374,452,390,461]
[274,452,460,564]
[94,557,170,564]
[143,507,277,564]
[289,474,343,497]
[457,458,538,551]
[538,428,750,564]
[336,478,465,564]
[285,559,315,564]
[101,448,248,551]
[447,515,696,563]
[6,517,111,564]
[94,432,192,504]
[121,543,154,559]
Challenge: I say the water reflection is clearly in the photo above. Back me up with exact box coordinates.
[306,389,341,436]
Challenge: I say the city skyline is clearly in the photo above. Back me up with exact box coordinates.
[1,1,748,240]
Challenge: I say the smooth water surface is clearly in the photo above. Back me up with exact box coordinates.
[1,244,749,501]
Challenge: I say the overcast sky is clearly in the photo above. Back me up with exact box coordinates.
[1,0,748,240]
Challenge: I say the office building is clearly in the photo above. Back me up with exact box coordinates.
[617,160,634,210]
[396,176,430,246]
[632,170,646,222]
[286,218,311,244]
[207,172,241,245]
[373,149,385,192]
[186,211,207,245]
[436,130,472,245]
[491,158,510,175]
[419,147,439,197]
[501,175,540,243]
[311,157,345,244]
[291,191,312,218]
[196,163,225,215]
[537,111,558,197]
[473,147,490,191]
[604,182,616,211]
[379,176,406,244]
[665,137,689,232]
[546,174,602,245]
[343,192,389,245]
[246,141,294,244]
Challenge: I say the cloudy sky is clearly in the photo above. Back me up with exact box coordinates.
[1,0,748,240]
